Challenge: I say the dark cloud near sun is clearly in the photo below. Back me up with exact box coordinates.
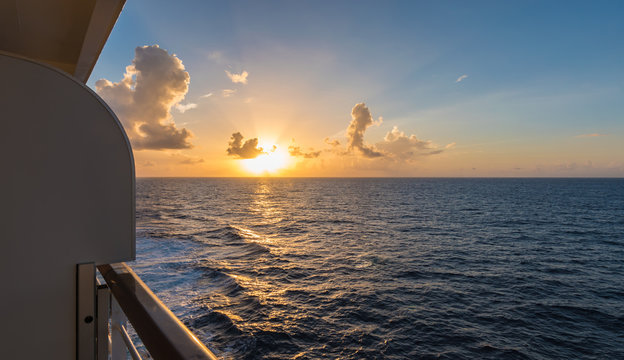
[227,132,265,159]
[324,137,341,147]
[347,103,384,158]
[96,45,193,150]
[288,145,321,158]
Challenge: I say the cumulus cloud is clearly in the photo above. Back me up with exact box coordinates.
[226,132,265,159]
[315,103,450,161]
[288,145,321,158]
[225,70,249,84]
[456,74,468,83]
[96,45,193,150]
[200,92,213,98]
[280,103,451,168]
[175,103,197,113]
[375,126,440,159]
[347,103,384,158]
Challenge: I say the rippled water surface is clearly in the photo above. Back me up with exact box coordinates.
[130,178,624,359]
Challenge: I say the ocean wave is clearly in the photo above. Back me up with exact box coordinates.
[130,178,624,359]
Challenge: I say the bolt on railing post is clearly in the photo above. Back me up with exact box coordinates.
[77,263,96,360]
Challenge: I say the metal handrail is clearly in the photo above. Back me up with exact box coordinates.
[98,263,218,360]
[112,323,142,360]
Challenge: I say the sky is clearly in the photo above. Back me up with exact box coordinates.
[89,0,624,177]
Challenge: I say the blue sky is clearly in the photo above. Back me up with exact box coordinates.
[90,1,624,176]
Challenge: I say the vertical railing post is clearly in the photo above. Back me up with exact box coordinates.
[111,297,127,360]
[77,263,96,360]
[97,284,111,360]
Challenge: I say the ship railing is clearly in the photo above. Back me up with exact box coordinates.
[93,263,218,360]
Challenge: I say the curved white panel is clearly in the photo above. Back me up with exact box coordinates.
[0,52,135,359]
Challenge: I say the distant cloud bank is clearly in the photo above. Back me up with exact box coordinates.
[96,45,193,150]
[575,133,607,138]
[288,144,321,158]
[226,102,451,168]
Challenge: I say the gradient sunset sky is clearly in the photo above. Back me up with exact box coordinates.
[89,0,624,177]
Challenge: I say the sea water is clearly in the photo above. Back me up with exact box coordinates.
[129,178,624,359]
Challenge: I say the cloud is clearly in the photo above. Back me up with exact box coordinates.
[96,45,193,150]
[314,103,449,162]
[575,133,607,138]
[324,137,341,147]
[347,103,384,158]
[286,104,449,169]
[553,161,593,172]
[200,92,213,98]
[288,145,321,158]
[225,70,249,84]
[226,132,265,159]
[456,74,468,83]
[222,89,237,97]
[175,103,197,113]
[533,160,624,176]
[375,126,440,159]
[208,51,224,61]
[171,154,204,164]
[323,137,347,155]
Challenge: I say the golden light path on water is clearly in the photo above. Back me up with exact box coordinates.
[130,178,624,358]
[223,183,302,335]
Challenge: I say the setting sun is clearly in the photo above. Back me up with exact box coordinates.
[242,145,289,174]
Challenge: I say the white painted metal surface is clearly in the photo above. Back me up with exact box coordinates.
[0,52,135,359]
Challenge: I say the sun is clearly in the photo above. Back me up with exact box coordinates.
[242,144,289,175]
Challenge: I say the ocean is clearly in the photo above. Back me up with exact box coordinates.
[129,178,624,359]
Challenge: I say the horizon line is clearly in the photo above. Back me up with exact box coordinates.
[135,176,624,179]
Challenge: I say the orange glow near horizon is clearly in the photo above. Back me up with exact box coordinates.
[242,144,289,175]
